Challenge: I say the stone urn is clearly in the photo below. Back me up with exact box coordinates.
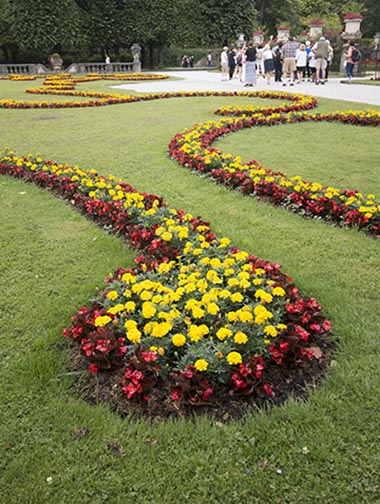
[277,26,291,42]
[342,13,363,41]
[308,20,325,40]
[50,53,63,73]
[253,31,265,45]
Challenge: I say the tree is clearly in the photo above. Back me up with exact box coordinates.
[8,0,84,58]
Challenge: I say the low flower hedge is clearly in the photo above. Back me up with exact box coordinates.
[0,149,331,406]
[168,93,380,237]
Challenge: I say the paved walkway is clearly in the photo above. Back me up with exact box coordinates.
[113,70,380,107]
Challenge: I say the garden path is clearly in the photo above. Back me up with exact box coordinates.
[113,70,380,107]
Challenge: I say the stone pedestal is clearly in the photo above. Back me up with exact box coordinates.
[309,20,325,41]
[277,26,290,42]
[340,14,364,74]
[253,31,265,45]
[341,14,363,41]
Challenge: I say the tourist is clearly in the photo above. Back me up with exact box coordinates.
[305,40,312,80]
[262,44,274,84]
[244,41,257,87]
[220,46,229,81]
[312,36,333,85]
[295,43,307,83]
[325,40,334,80]
[345,41,355,82]
[273,42,283,82]
[235,47,245,81]
[282,36,299,86]
[105,54,111,73]
[228,45,237,80]
[207,53,212,67]
[256,44,265,78]
[307,50,317,83]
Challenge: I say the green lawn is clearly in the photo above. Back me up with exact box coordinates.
[0,79,380,503]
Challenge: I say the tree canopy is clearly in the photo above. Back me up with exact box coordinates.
[0,0,377,65]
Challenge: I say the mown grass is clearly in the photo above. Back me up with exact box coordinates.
[0,78,380,503]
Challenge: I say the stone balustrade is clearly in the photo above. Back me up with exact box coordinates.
[0,62,135,76]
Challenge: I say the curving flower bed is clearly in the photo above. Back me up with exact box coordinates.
[0,149,332,417]
[168,94,380,237]
[1,87,376,417]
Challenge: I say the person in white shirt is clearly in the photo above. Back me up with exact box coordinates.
[295,43,307,82]
[220,46,229,81]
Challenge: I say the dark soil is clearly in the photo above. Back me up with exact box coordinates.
[69,335,335,424]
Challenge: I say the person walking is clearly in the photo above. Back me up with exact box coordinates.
[312,36,332,85]
[220,46,229,81]
[282,36,299,86]
[345,41,356,83]
[262,44,274,84]
[295,43,307,83]
[244,41,257,87]
[228,45,237,80]
[273,42,283,82]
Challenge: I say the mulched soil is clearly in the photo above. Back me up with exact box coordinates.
[69,335,335,424]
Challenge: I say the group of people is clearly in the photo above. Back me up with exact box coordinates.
[220,37,359,87]
[181,55,194,68]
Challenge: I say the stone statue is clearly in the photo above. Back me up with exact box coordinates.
[130,43,142,73]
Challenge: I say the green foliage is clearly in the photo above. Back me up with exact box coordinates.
[8,0,83,52]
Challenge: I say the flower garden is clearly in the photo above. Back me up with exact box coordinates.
[1,75,379,417]
[1,74,380,502]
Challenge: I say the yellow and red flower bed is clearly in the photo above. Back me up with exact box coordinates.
[0,149,331,407]
[168,93,380,237]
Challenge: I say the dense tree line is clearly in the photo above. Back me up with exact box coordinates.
[0,0,378,65]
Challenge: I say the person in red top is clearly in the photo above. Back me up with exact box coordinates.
[345,40,355,82]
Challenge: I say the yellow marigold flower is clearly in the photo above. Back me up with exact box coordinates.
[219,237,231,248]
[188,324,209,341]
[234,251,249,261]
[151,322,172,338]
[227,311,238,322]
[106,290,118,300]
[272,286,286,296]
[158,347,165,356]
[210,258,222,268]
[264,325,278,337]
[157,261,174,274]
[193,248,203,255]
[155,226,165,236]
[140,290,153,301]
[224,268,235,276]
[94,315,112,327]
[107,303,124,315]
[254,305,273,324]
[219,289,231,299]
[228,278,240,287]
[277,323,287,331]
[126,327,142,344]
[234,331,248,344]
[124,301,136,313]
[238,310,253,322]
[142,302,156,319]
[216,327,232,341]
[207,302,220,315]
[124,319,137,330]
[161,231,172,241]
[192,306,205,319]
[172,333,187,347]
[231,292,244,303]
[226,351,243,365]
[194,359,209,372]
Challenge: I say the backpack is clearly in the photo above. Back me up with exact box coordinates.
[352,48,361,62]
